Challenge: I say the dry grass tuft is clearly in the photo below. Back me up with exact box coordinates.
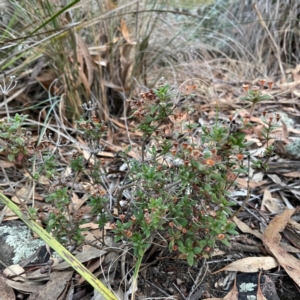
[0,0,299,124]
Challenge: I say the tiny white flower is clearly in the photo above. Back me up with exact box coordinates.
[0,76,17,95]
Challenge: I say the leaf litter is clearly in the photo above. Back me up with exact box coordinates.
[1,78,300,299]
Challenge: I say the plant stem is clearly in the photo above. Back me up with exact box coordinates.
[131,253,144,300]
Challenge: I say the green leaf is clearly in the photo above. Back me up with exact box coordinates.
[187,252,194,266]
[138,247,144,257]
[193,247,202,254]
[228,229,239,235]
[15,137,24,145]
[8,154,15,161]
[178,246,186,253]
[169,240,175,252]
[145,229,151,238]
[177,240,184,247]
[221,239,231,247]
[259,94,272,101]
[199,240,207,247]
[234,168,248,174]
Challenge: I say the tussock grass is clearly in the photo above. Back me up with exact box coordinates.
[0,0,298,123]
[197,0,300,78]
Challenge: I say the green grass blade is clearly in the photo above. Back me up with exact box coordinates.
[31,0,80,35]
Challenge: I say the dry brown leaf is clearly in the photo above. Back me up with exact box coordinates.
[203,278,238,300]
[11,187,31,204]
[77,256,105,285]
[293,89,300,97]
[278,191,294,209]
[267,174,285,186]
[37,175,50,185]
[0,159,15,168]
[244,136,262,146]
[98,151,115,158]
[0,205,8,223]
[120,19,133,44]
[75,35,93,95]
[107,126,114,144]
[71,192,88,212]
[248,115,269,127]
[3,265,26,282]
[0,277,15,300]
[80,222,100,229]
[233,217,300,253]
[279,241,300,253]
[261,189,282,213]
[1,207,19,217]
[78,36,93,86]
[105,0,117,10]
[27,270,73,300]
[263,209,295,244]
[252,172,264,182]
[262,209,300,288]
[52,247,107,270]
[25,268,50,281]
[36,70,57,93]
[82,231,95,251]
[3,215,18,221]
[103,80,124,90]
[233,216,262,239]
[103,143,141,160]
[289,128,300,135]
[80,222,111,231]
[212,257,278,274]
[288,219,300,232]
[281,119,289,140]
[78,61,91,94]
[282,228,300,250]
[110,118,128,129]
[283,172,300,178]
[5,278,42,294]
[257,272,267,300]
[211,248,227,256]
[120,43,134,85]
[236,178,268,188]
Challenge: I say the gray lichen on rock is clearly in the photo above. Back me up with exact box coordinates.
[0,225,45,264]
[286,138,300,158]
[239,282,257,292]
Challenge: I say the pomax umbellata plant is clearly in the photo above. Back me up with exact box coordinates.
[0,80,278,269]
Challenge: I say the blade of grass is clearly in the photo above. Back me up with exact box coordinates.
[30,0,80,35]
[0,192,118,300]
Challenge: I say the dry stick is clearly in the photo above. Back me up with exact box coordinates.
[230,156,253,221]
[188,260,208,299]
[173,282,187,300]
[0,206,7,225]
[253,3,286,82]
[145,280,170,298]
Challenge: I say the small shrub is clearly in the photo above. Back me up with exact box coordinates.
[109,81,277,265]
[0,80,279,266]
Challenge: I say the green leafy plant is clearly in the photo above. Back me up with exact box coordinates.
[109,81,280,267]
[0,80,279,270]
[45,187,85,245]
[0,113,31,162]
[240,80,273,117]
[19,80,277,269]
